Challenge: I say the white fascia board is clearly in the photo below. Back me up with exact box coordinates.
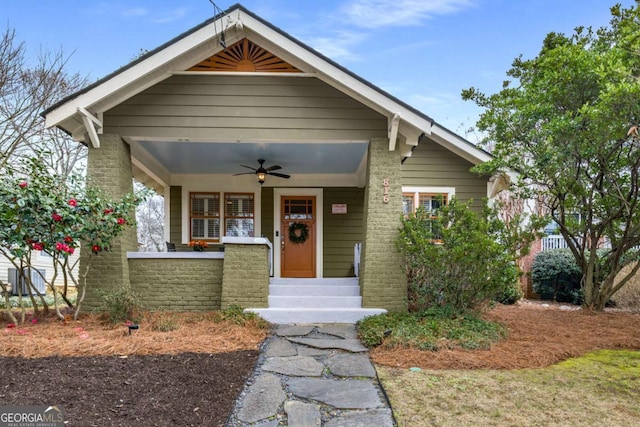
[45,13,239,129]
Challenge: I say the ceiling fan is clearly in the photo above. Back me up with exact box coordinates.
[233,159,290,184]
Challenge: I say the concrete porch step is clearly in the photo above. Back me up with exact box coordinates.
[269,285,360,297]
[245,307,386,324]
[268,295,362,308]
[269,277,359,286]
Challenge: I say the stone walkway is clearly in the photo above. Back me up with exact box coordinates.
[225,324,396,426]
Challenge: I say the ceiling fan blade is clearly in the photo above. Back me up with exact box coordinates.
[268,172,290,179]
[233,172,256,176]
[240,165,257,171]
[266,165,282,172]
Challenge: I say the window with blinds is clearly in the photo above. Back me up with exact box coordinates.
[403,193,447,217]
[403,192,447,241]
[224,193,254,237]
[190,193,220,241]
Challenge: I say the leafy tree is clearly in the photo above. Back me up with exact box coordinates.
[397,199,517,314]
[0,27,86,171]
[0,153,141,324]
[462,3,640,311]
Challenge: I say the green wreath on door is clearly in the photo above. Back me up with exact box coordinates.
[288,222,309,244]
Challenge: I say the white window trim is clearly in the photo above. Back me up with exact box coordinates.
[402,186,456,197]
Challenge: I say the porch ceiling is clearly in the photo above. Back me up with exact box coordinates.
[134,140,369,175]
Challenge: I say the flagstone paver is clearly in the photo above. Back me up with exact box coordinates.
[226,324,396,426]
[287,377,383,409]
[316,324,359,339]
[236,373,286,424]
[286,337,369,353]
[264,337,298,357]
[263,356,324,377]
[275,325,316,337]
[284,401,321,427]
[327,353,376,378]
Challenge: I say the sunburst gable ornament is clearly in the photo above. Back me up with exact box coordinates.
[188,38,301,73]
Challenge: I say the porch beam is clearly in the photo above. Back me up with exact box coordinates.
[77,107,102,148]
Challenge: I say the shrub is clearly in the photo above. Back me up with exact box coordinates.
[397,199,518,314]
[97,286,143,324]
[495,282,524,305]
[531,249,582,304]
[357,307,507,350]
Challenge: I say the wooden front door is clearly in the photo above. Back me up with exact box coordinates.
[281,196,316,278]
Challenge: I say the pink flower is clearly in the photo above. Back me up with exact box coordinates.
[18,181,27,188]
[16,329,28,335]
[103,208,113,215]
[31,318,38,324]
[64,236,73,243]
[7,323,16,329]
[91,245,101,254]
[52,212,63,222]
[117,218,126,225]
[68,199,77,207]
[55,242,64,251]
[32,242,44,251]
[67,247,75,255]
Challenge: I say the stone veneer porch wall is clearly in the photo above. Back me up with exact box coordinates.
[129,258,223,310]
[359,137,407,311]
[221,243,270,309]
[82,134,138,309]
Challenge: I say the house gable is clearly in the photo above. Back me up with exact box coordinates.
[43,3,490,167]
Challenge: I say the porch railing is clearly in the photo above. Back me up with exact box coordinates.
[541,235,569,251]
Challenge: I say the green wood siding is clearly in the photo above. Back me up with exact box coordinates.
[323,188,364,277]
[402,138,488,211]
[261,187,274,240]
[169,186,189,250]
[103,75,386,141]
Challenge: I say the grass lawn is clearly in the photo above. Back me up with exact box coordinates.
[378,349,640,427]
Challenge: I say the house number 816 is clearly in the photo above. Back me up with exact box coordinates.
[382,178,390,203]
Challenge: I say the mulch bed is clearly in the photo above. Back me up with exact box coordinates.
[371,301,640,369]
[0,351,258,426]
[0,311,268,426]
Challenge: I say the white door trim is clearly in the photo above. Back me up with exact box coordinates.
[274,188,323,278]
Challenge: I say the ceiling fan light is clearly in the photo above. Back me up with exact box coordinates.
[257,172,266,184]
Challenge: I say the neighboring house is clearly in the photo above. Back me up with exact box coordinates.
[42,4,498,323]
[0,250,80,295]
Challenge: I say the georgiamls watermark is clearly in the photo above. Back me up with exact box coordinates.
[0,406,64,427]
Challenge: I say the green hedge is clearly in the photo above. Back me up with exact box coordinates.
[532,249,582,304]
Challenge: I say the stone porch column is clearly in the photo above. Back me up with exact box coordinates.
[81,134,138,309]
[359,137,407,311]
[221,238,270,309]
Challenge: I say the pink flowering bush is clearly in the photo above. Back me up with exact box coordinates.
[0,155,143,324]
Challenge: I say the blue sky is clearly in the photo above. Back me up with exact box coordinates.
[3,0,632,138]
